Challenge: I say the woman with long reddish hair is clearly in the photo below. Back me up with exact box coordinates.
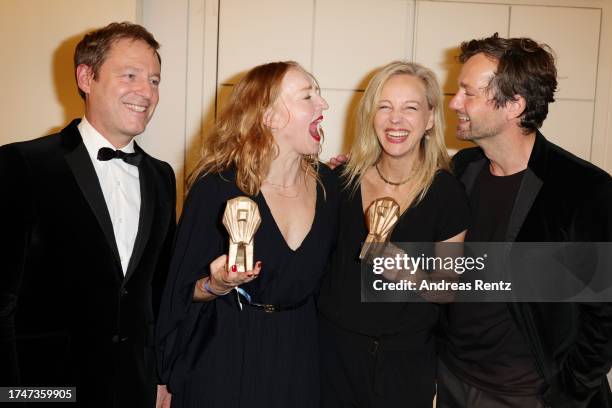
[156,61,338,408]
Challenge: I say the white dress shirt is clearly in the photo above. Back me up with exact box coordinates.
[79,117,141,275]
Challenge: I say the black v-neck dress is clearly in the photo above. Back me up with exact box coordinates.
[156,166,339,408]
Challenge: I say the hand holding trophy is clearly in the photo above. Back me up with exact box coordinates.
[359,197,400,261]
[200,197,263,298]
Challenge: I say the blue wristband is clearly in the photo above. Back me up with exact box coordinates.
[203,276,232,296]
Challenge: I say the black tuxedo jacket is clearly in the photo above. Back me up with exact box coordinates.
[453,131,612,407]
[0,119,176,407]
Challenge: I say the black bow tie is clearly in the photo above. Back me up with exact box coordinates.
[97,147,143,166]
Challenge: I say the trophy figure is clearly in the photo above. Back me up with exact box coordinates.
[223,197,262,272]
[359,197,400,260]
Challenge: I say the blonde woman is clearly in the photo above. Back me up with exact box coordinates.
[156,61,338,408]
[317,61,469,407]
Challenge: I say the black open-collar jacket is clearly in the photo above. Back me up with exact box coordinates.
[0,119,176,407]
[453,131,612,407]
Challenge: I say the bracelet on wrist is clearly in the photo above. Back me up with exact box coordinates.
[202,276,232,296]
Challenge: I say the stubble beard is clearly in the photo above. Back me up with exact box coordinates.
[456,120,501,142]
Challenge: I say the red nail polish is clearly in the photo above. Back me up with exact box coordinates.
[231,265,237,272]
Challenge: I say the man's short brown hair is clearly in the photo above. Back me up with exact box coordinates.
[459,33,557,133]
[74,22,160,99]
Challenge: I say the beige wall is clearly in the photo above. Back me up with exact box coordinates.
[0,0,140,144]
[600,3,612,174]
[138,0,190,207]
[1,0,611,187]
[202,0,612,169]
[139,0,612,189]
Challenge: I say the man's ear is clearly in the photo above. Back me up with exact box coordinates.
[76,64,94,96]
[507,94,526,121]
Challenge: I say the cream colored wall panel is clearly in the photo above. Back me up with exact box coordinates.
[139,0,189,204]
[216,84,235,116]
[591,1,612,172]
[414,1,509,94]
[540,100,594,160]
[313,0,413,90]
[319,89,363,160]
[444,0,604,5]
[0,0,139,146]
[510,6,600,101]
[217,0,313,84]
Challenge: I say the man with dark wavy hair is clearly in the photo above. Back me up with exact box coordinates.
[0,22,175,407]
[438,33,612,407]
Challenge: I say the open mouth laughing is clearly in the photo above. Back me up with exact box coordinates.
[385,129,410,144]
[309,115,324,142]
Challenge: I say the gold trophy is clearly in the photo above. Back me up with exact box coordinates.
[222,197,262,272]
[359,197,400,260]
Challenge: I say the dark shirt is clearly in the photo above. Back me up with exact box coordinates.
[442,165,545,395]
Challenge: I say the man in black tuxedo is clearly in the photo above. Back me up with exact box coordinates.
[0,22,175,407]
[438,34,612,407]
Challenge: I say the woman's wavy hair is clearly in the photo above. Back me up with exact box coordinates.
[343,61,449,205]
[188,61,320,196]
[458,33,557,133]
